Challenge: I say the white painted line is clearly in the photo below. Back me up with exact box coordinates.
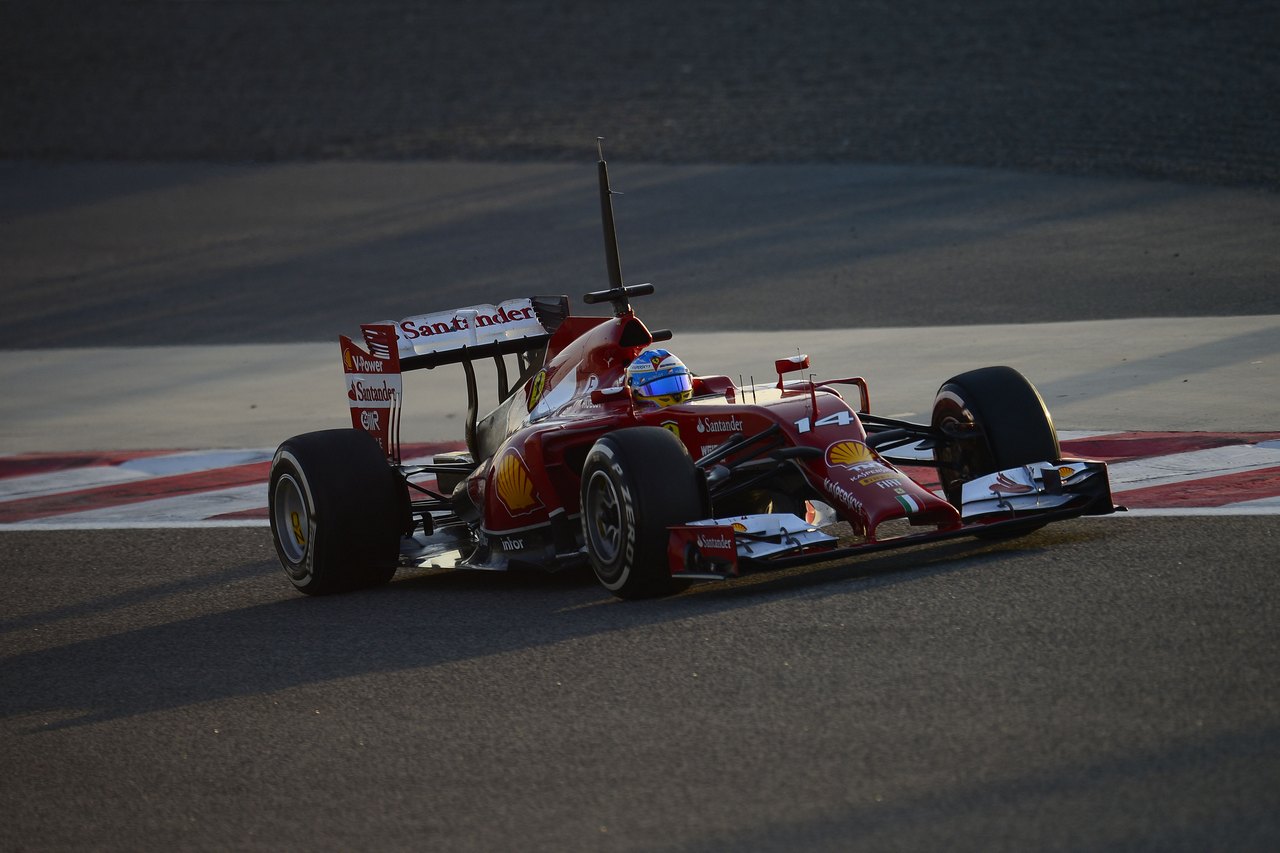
[13,483,268,526]
[117,448,273,476]
[0,448,274,504]
[1108,443,1280,490]
[0,520,268,531]
[1059,430,1127,441]
[0,466,153,503]
[1104,507,1280,517]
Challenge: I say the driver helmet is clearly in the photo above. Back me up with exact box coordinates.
[626,349,693,407]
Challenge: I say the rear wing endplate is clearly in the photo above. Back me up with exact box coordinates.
[342,296,569,462]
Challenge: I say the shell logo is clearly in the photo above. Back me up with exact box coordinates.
[825,440,875,468]
[342,349,354,372]
[731,522,748,533]
[495,450,541,515]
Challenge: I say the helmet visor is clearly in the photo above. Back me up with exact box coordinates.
[637,373,693,398]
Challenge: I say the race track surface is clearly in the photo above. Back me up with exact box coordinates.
[3,2,1279,850]
[3,162,1279,347]
[5,1,1278,188]
[3,519,1278,851]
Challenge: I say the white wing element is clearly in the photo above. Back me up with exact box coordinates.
[960,461,1105,519]
[385,298,549,358]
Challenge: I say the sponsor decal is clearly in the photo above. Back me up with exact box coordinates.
[669,526,739,576]
[826,440,875,468]
[398,302,537,341]
[731,522,748,533]
[340,329,402,459]
[494,449,542,515]
[697,416,744,435]
[858,472,899,487]
[340,349,389,376]
[349,379,398,403]
[660,420,681,439]
[500,537,525,551]
[348,353,385,374]
[341,326,399,375]
[823,478,865,513]
[527,369,549,412]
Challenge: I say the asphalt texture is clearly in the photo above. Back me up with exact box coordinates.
[3,1,1279,850]
[4,1,1279,188]
[3,519,1278,852]
[3,161,1279,348]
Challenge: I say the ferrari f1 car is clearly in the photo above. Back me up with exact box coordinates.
[268,148,1116,599]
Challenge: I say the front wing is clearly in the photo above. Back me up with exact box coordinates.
[668,459,1116,580]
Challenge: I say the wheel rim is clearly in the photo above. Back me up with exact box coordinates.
[584,470,622,563]
[273,473,310,564]
[935,397,992,503]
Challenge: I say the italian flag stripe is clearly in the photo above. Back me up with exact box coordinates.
[896,494,921,514]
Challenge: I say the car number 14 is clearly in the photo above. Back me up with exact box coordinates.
[793,411,854,434]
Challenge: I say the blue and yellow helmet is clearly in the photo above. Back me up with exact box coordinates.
[626,349,693,407]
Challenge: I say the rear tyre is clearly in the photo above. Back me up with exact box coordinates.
[580,427,706,599]
[931,366,1060,537]
[269,429,407,595]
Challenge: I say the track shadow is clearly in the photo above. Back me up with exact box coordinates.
[5,161,1278,349]
[665,722,1280,852]
[0,524,1099,731]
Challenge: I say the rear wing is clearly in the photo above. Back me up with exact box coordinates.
[341,295,569,462]
[392,296,569,371]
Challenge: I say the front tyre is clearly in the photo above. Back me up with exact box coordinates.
[580,427,707,599]
[269,429,407,595]
[932,366,1060,537]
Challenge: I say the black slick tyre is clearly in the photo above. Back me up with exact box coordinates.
[580,427,707,599]
[931,366,1060,536]
[268,429,407,595]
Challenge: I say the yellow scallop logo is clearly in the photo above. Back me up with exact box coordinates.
[342,348,354,372]
[495,450,541,515]
[825,440,875,468]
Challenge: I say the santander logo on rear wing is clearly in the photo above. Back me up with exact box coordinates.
[390,297,549,359]
[340,324,403,461]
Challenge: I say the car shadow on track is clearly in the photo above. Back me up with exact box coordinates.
[0,523,1108,732]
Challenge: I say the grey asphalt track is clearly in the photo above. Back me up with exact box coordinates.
[3,519,1278,852]
[3,1,1280,849]
[3,161,1279,348]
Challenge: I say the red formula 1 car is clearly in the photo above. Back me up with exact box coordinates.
[268,150,1115,599]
